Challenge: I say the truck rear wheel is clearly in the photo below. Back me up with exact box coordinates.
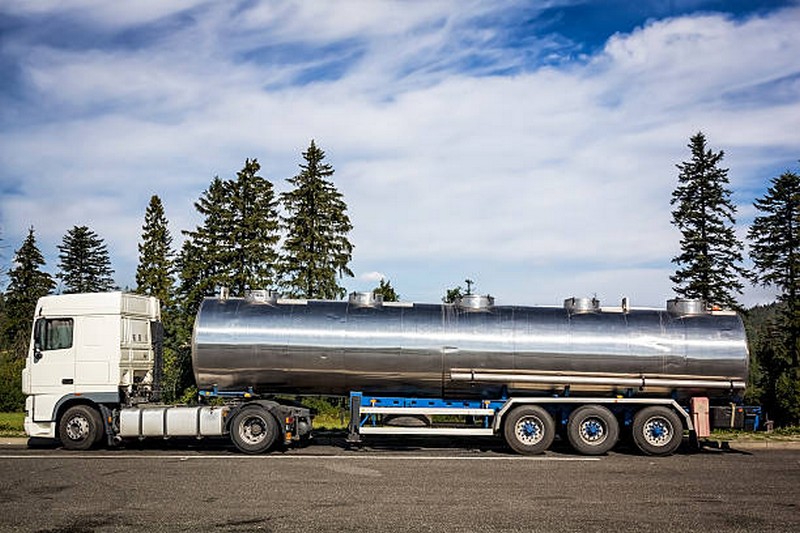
[567,405,619,455]
[632,406,683,456]
[59,405,103,450]
[503,405,555,455]
[230,406,279,454]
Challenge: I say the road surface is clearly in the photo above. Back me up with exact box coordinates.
[0,438,798,532]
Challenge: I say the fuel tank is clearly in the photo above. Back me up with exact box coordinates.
[191,293,749,400]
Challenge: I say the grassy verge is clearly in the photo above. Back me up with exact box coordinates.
[0,412,25,437]
[708,426,800,442]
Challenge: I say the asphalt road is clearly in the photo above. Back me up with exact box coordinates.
[0,438,798,533]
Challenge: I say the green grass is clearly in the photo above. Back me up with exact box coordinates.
[709,426,800,442]
[0,412,25,437]
[312,412,348,430]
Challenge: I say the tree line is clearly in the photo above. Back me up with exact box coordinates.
[0,134,798,425]
[0,140,365,404]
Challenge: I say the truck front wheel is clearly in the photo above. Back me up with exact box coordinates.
[632,406,684,456]
[230,406,279,454]
[503,405,555,455]
[59,405,103,450]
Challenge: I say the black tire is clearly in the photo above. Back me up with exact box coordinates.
[567,405,619,456]
[503,405,555,455]
[229,406,279,454]
[58,405,102,451]
[632,406,684,456]
[92,408,106,444]
[385,415,431,427]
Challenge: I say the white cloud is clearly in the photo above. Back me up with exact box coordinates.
[358,271,386,283]
[1,3,798,308]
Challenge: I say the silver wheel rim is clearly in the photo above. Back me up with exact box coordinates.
[65,415,90,441]
[514,415,545,446]
[578,416,607,445]
[239,415,267,446]
[642,416,672,447]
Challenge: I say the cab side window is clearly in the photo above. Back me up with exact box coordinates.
[34,318,74,351]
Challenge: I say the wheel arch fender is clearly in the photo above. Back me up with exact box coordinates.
[225,400,281,432]
[54,392,120,425]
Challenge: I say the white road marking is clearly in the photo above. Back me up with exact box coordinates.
[0,454,600,461]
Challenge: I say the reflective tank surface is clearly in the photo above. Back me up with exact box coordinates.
[191,296,749,400]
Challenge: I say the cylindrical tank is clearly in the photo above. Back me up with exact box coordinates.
[191,296,748,400]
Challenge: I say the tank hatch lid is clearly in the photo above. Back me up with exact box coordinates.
[349,291,383,308]
[245,289,279,305]
[457,294,495,312]
[564,297,600,314]
[666,298,709,317]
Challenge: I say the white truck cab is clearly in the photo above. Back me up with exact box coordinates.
[22,292,160,440]
[22,291,310,453]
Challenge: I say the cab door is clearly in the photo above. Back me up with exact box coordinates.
[29,317,76,420]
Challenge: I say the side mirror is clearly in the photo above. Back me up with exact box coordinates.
[34,342,43,362]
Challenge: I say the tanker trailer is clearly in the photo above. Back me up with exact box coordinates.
[192,290,748,456]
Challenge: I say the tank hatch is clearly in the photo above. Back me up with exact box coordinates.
[245,289,279,305]
[666,298,709,317]
[564,297,600,314]
[457,294,495,312]
[349,291,383,308]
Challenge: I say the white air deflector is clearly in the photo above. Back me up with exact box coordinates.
[349,291,383,308]
[245,289,279,305]
[667,298,708,317]
[457,294,495,312]
[564,297,600,314]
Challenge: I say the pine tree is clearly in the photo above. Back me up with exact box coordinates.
[280,140,354,299]
[749,171,800,361]
[670,132,746,309]
[748,170,800,424]
[443,286,464,304]
[136,195,175,304]
[57,225,115,293]
[3,227,55,346]
[172,163,281,400]
[373,279,399,302]
[229,159,280,294]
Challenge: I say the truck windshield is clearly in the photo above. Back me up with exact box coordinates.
[35,318,74,351]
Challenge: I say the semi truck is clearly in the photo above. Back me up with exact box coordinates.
[23,290,749,456]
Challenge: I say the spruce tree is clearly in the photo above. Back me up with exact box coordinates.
[177,177,232,339]
[279,140,354,299]
[670,132,746,309]
[136,195,175,304]
[748,170,800,424]
[229,159,280,294]
[173,163,281,400]
[3,227,55,346]
[373,279,399,302]
[57,225,116,293]
[749,171,800,326]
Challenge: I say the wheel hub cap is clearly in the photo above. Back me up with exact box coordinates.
[515,416,544,446]
[65,416,89,441]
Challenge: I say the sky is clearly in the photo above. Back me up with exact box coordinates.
[0,0,798,308]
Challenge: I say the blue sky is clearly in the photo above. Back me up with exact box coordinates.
[1,0,798,307]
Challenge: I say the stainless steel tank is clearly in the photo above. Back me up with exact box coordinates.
[191,294,748,400]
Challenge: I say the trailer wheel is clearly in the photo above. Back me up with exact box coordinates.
[503,405,555,455]
[230,406,279,454]
[59,405,102,450]
[632,406,683,456]
[567,405,619,456]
